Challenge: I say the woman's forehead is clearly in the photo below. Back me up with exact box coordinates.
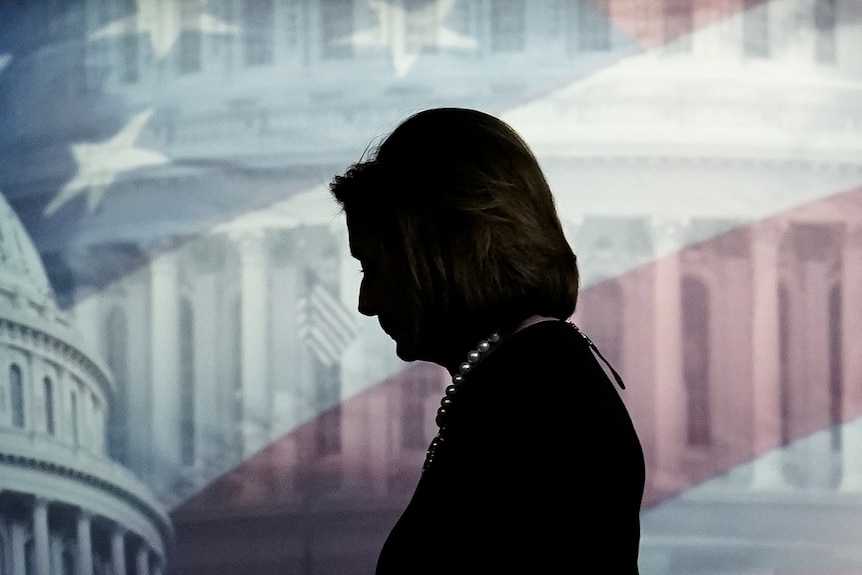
[346,220,382,259]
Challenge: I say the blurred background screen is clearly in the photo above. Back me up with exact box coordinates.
[1,0,861,574]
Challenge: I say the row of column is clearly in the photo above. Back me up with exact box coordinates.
[74,228,302,499]
[149,231,271,478]
[648,218,862,491]
[6,497,163,575]
[749,221,862,490]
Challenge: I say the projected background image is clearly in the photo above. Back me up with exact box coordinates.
[1,1,861,574]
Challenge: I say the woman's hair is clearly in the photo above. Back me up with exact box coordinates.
[330,107,578,333]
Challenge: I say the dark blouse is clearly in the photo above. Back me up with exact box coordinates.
[375,320,645,574]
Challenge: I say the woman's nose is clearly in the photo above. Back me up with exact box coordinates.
[357,279,377,317]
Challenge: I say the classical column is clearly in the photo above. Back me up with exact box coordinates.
[650,217,685,491]
[804,253,835,489]
[136,545,150,575]
[76,512,93,575]
[192,245,220,469]
[750,220,786,489]
[33,498,50,575]
[150,253,181,479]
[237,231,270,454]
[836,0,862,75]
[841,225,862,491]
[49,534,63,575]
[269,262,303,433]
[127,276,153,472]
[369,390,389,496]
[111,528,126,575]
[11,523,27,575]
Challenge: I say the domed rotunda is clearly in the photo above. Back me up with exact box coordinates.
[0,193,171,575]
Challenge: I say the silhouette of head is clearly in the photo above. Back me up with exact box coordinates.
[331,107,578,369]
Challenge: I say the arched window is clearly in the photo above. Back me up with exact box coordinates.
[90,393,102,452]
[178,0,202,75]
[682,276,711,447]
[743,0,770,58]
[242,0,275,66]
[61,547,74,575]
[178,30,201,74]
[490,0,526,52]
[232,297,244,454]
[9,364,24,428]
[121,34,139,83]
[320,0,353,60]
[580,280,623,369]
[814,0,837,64]
[314,357,342,457]
[70,392,79,447]
[180,298,196,466]
[403,0,442,54]
[663,0,693,53]
[778,283,792,446]
[829,283,843,453]
[105,307,129,464]
[401,365,443,450]
[571,0,611,52]
[24,539,34,575]
[44,377,55,435]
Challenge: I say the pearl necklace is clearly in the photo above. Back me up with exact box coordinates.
[422,330,502,473]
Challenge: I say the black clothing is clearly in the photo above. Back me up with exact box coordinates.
[376,320,645,574]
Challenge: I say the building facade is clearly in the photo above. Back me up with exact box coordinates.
[2,0,860,573]
[0,195,172,575]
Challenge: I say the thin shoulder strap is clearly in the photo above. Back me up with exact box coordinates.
[569,323,626,390]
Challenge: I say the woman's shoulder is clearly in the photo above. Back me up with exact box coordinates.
[475,320,635,428]
[482,319,579,357]
[480,319,595,380]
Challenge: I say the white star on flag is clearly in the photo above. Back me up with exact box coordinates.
[90,0,236,59]
[346,0,476,77]
[45,109,169,216]
[0,54,10,73]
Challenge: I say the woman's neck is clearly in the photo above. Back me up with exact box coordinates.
[513,314,558,334]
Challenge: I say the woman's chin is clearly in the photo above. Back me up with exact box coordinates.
[394,340,420,362]
[395,340,451,370]
[393,335,438,365]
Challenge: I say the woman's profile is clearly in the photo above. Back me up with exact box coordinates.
[330,107,645,574]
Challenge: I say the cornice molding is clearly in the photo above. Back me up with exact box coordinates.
[0,447,173,548]
[0,316,112,397]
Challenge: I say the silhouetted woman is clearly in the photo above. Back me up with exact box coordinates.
[330,108,645,574]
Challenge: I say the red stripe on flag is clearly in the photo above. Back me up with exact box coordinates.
[172,185,862,574]
[591,0,771,49]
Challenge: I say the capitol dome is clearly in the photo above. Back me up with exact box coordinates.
[0,192,172,575]
[0,196,56,310]
[0,193,104,363]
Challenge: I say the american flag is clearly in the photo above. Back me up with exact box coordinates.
[2,1,861,574]
[297,274,358,368]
